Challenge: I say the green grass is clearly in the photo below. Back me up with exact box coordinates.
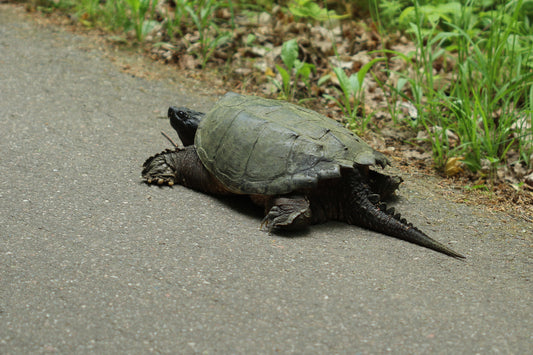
[373,0,532,176]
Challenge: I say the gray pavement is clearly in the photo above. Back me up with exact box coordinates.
[1,4,531,354]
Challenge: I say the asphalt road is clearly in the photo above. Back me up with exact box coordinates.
[1,5,531,354]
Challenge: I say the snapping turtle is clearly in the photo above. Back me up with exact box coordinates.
[143,92,464,258]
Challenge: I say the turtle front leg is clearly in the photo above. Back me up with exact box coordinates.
[260,195,312,231]
[142,146,229,195]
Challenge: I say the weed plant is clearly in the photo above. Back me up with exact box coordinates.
[184,0,231,68]
[324,59,385,134]
[271,39,316,100]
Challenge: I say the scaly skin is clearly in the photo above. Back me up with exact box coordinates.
[142,147,465,259]
[344,169,465,258]
[142,146,228,195]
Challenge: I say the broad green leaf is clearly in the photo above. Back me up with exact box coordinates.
[356,57,385,90]
[348,74,359,94]
[332,67,349,94]
[281,39,298,72]
[275,65,291,92]
[317,74,331,86]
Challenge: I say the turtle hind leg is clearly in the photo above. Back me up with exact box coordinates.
[259,195,312,231]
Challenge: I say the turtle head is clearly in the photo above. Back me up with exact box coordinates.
[168,107,205,146]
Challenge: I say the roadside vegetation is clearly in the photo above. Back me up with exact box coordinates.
[15,0,533,204]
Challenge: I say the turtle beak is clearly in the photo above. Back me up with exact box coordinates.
[168,106,181,120]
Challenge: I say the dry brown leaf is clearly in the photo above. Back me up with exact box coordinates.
[178,54,199,70]
[444,157,464,177]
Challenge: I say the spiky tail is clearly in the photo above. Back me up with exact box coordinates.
[348,169,465,259]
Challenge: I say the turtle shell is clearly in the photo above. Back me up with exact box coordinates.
[195,92,389,195]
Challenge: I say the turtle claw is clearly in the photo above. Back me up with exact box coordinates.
[259,215,274,233]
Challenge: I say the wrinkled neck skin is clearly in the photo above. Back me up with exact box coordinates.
[172,147,229,194]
